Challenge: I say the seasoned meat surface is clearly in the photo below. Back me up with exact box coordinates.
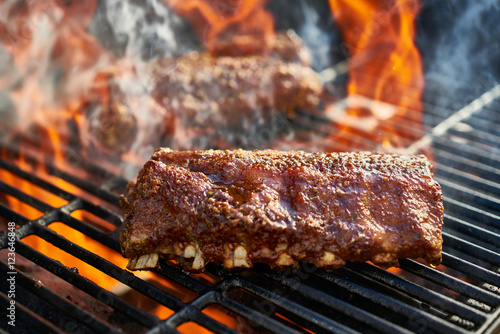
[120,149,443,271]
[150,31,323,150]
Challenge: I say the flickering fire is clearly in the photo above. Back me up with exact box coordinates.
[162,0,275,56]
[328,0,424,149]
[0,0,426,331]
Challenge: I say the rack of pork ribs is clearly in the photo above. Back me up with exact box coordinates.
[120,148,444,272]
[82,31,323,156]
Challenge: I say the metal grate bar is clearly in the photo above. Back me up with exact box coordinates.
[0,180,54,213]
[75,198,123,228]
[438,179,500,215]
[446,127,500,149]
[215,292,307,334]
[31,224,187,312]
[45,164,121,206]
[292,106,427,152]
[443,197,500,230]
[433,148,500,183]
[14,240,159,329]
[242,264,413,333]
[0,159,76,202]
[398,259,500,306]
[0,291,64,334]
[312,270,467,333]
[225,277,366,333]
[432,136,500,168]
[443,215,500,249]
[409,85,500,154]
[255,265,464,333]
[161,304,237,334]
[443,233,500,267]
[0,260,120,333]
[153,264,212,296]
[344,262,490,323]
[0,202,31,225]
[463,115,500,138]
[57,203,122,252]
[442,253,500,287]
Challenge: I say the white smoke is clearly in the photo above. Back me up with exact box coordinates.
[424,0,500,110]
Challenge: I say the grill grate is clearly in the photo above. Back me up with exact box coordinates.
[1,90,500,333]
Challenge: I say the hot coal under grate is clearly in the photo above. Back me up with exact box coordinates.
[1,89,500,333]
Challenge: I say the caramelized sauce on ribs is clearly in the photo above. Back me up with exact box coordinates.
[120,149,443,271]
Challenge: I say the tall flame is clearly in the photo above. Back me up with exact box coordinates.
[328,0,424,148]
[162,0,275,55]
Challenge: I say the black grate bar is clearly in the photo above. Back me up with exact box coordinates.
[57,203,122,253]
[438,179,500,217]
[460,115,500,138]
[432,137,500,168]
[436,167,500,201]
[64,197,122,223]
[68,197,124,228]
[444,215,500,249]
[31,223,187,312]
[398,259,500,306]
[443,233,500,267]
[446,127,500,149]
[153,263,212,296]
[161,304,237,334]
[1,196,122,254]
[312,269,469,333]
[45,164,121,206]
[184,289,306,334]
[14,240,159,329]
[443,197,500,230]
[345,262,491,322]
[217,293,310,334]
[0,291,64,334]
[0,261,120,333]
[1,156,124,230]
[0,202,30,226]
[227,275,409,334]
[0,180,55,213]
[433,148,500,184]
[240,265,414,334]
[442,253,500,287]
[191,289,314,334]
[257,265,459,333]
[0,159,76,202]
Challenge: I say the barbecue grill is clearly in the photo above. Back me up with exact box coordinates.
[1,82,500,333]
[1,1,500,333]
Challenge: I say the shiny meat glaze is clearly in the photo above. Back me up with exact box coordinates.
[120,149,443,271]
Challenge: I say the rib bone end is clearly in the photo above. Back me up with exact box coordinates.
[127,253,160,270]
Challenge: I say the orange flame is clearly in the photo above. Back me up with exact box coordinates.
[163,0,275,56]
[328,0,424,149]
[0,129,239,331]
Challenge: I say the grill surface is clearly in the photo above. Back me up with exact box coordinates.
[1,87,500,333]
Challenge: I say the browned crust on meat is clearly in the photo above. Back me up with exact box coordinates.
[148,31,323,150]
[120,148,443,271]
